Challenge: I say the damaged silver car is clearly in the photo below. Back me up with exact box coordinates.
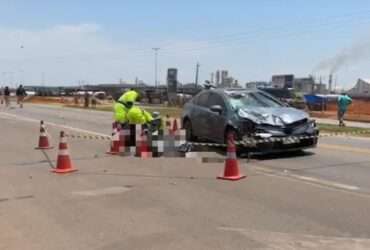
[182,88,319,153]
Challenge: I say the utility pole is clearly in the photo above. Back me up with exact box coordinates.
[152,48,160,88]
[195,62,200,87]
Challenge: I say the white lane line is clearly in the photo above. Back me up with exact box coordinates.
[289,174,360,191]
[253,165,361,192]
[0,111,109,137]
[72,186,131,197]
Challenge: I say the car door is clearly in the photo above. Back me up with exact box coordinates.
[192,92,210,139]
[205,92,228,143]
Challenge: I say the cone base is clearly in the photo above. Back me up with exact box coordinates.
[52,168,78,174]
[217,175,247,181]
[35,146,54,150]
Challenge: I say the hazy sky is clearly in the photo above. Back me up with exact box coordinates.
[1,0,370,89]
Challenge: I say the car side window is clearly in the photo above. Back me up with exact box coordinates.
[208,93,226,109]
[195,92,210,107]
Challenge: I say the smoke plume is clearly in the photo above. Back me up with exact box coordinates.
[314,38,370,74]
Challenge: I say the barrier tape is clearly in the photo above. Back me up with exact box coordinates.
[188,135,318,148]
[65,133,111,141]
[187,130,370,148]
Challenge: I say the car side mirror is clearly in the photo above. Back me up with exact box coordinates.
[210,105,223,114]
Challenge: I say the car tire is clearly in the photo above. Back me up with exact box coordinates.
[184,119,196,142]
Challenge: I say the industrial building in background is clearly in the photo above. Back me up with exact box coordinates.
[293,76,315,93]
[271,74,294,89]
[212,70,240,88]
[269,74,328,94]
[245,81,271,89]
[349,78,370,97]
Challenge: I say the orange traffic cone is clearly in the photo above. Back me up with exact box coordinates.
[52,131,77,174]
[136,130,152,158]
[107,126,121,155]
[35,120,53,150]
[218,133,246,181]
[170,118,179,135]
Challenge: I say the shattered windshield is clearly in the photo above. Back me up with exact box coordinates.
[229,92,283,109]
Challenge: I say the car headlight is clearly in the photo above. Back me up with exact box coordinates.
[254,133,272,138]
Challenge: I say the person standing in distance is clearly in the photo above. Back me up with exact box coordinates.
[0,86,4,106]
[16,85,27,108]
[4,86,10,107]
[337,92,352,127]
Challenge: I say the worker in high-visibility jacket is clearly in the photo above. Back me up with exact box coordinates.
[113,89,140,124]
[125,106,153,148]
[127,106,154,125]
[120,88,139,104]
[113,101,128,124]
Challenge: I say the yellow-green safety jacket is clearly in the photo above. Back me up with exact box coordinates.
[119,90,139,104]
[113,90,139,123]
[113,101,128,123]
[127,106,153,125]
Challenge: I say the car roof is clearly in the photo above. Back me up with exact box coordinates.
[207,88,261,96]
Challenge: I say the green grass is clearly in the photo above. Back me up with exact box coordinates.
[318,123,370,136]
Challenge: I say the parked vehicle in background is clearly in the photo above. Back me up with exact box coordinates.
[182,88,319,154]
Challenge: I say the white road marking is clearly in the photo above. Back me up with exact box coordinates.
[72,186,131,197]
[289,174,360,191]
[253,165,361,192]
[218,227,370,249]
[0,111,109,137]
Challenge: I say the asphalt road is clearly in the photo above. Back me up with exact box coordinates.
[1,103,370,249]
[3,103,370,193]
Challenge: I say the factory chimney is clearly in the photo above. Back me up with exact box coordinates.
[328,74,333,93]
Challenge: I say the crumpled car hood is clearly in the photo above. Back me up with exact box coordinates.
[239,107,309,126]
